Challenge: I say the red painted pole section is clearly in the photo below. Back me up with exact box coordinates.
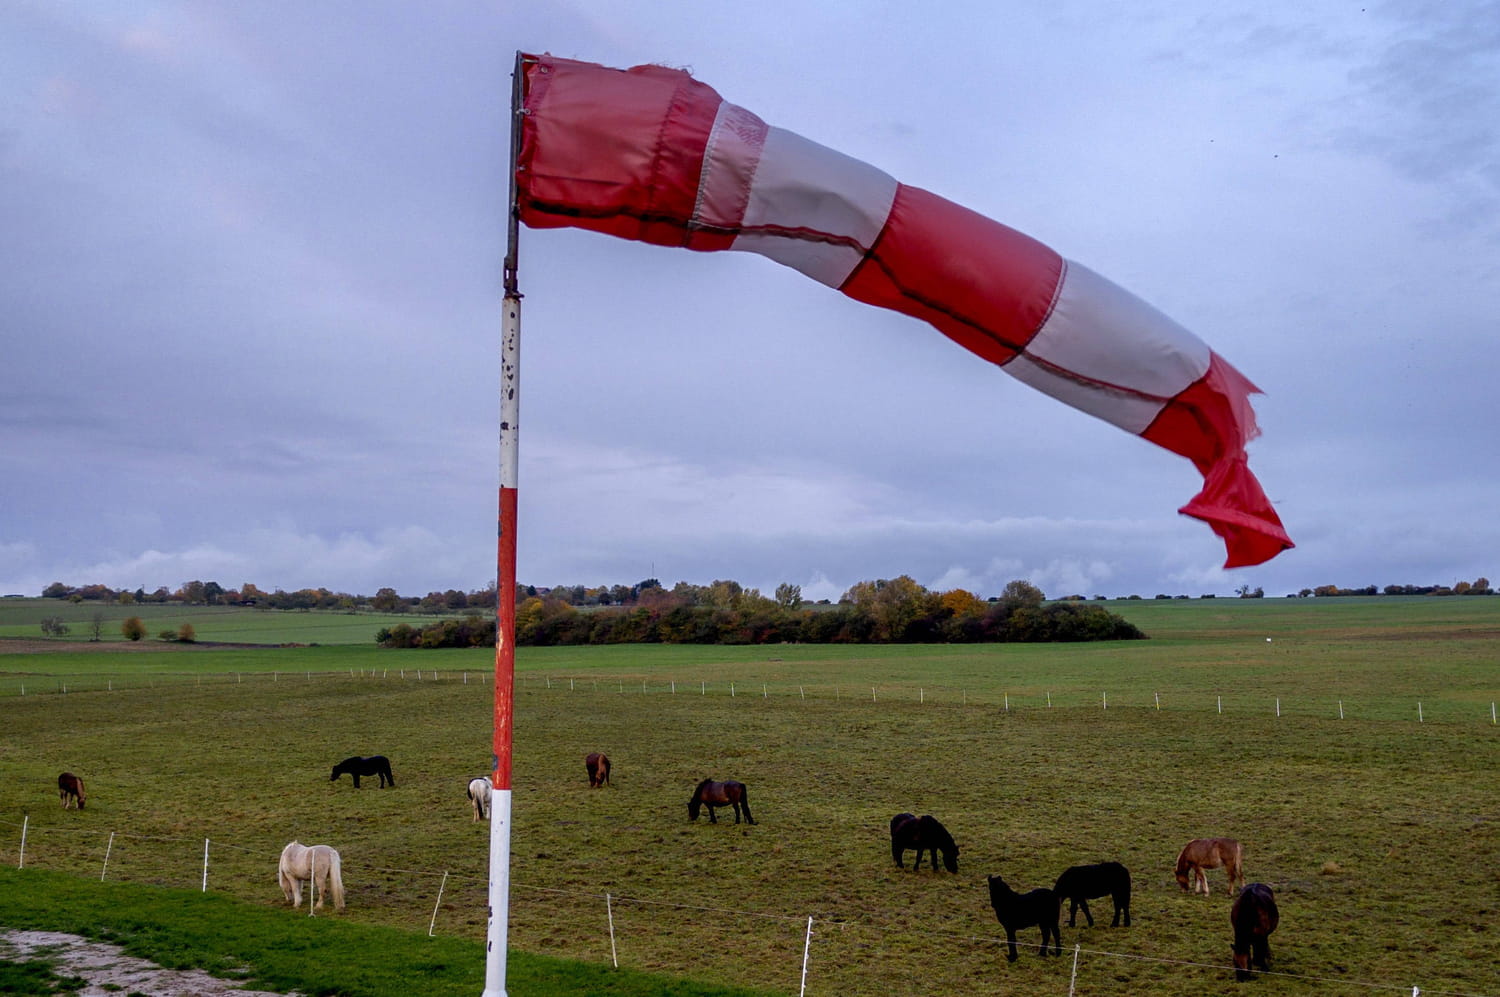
[493,483,518,790]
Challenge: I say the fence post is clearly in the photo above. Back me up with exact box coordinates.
[1339,699,1344,720]
[202,839,210,891]
[1418,701,1423,723]
[606,892,618,968]
[1276,698,1281,718]
[429,871,448,936]
[1068,942,1081,997]
[18,815,27,868]
[799,916,814,997]
[100,831,115,881]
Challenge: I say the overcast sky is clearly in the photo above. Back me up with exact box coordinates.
[2,1,1497,603]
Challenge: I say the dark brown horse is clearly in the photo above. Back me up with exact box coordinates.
[688,778,754,824]
[585,752,611,788]
[890,813,959,873]
[1176,837,1244,895]
[1230,883,1279,981]
[1053,861,1131,927]
[57,772,85,810]
[987,873,1062,961]
[330,755,394,789]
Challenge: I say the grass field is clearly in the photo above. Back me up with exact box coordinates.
[1,597,1497,996]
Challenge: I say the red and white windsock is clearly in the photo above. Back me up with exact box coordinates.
[515,53,1293,567]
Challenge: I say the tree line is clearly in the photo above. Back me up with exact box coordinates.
[375,576,1147,648]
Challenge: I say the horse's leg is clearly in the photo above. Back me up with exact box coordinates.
[707,804,718,823]
[1077,898,1094,928]
[1004,928,1019,962]
[352,773,360,789]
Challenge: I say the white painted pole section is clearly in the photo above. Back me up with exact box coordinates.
[1418,701,1423,722]
[1339,700,1344,720]
[799,916,814,997]
[1068,943,1081,996]
[202,839,210,891]
[100,831,115,881]
[18,816,26,868]
[429,871,449,936]
[484,788,513,994]
[1276,698,1281,718]
[1218,695,1222,714]
[606,892,618,968]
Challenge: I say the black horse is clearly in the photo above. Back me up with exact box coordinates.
[687,778,754,824]
[889,813,959,873]
[987,873,1062,961]
[330,755,394,788]
[1053,861,1132,927]
[1230,883,1279,981]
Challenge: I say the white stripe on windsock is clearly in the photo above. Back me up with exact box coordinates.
[1002,261,1212,434]
[700,109,896,288]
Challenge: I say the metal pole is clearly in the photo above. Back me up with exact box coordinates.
[484,49,528,997]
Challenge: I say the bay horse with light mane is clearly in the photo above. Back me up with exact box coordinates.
[330,755,394,789]
[57,772,85,810]
[585,752,611,788]
[1176,837,1244,895]
[890,813,960,873]
[1230,883,1279,981]
[688,778,754,824]
[277,841,345,910]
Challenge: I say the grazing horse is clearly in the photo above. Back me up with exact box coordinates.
[1053,861,1132,927]
[688,778,754,824]
[889,813,960,873]
[57,772,85,810]
[987,874,1062,961]
[330,755,394,789]
[467,777,492,821]
[277,841,346,911]
[1176,837,1244,896]
[1230,883,1279,981]
[585,752,612,788]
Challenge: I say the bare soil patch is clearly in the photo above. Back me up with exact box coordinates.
[0,929,299,996]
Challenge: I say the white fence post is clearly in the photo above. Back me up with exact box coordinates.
[606,892,619,968]
[1068,942,1081,997]
[1339,699,1344,720]
[429,871,448,936]
[18,815,27,868]
[799,916,814,997]
[202,839,210,891]
[100,831,115,881]
[1418,701,1423,723]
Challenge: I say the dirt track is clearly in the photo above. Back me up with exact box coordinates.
[0,929,300,996]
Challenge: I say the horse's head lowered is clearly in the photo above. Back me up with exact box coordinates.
[687,778,711,820]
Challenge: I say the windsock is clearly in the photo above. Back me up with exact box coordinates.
[514,53,1293,567]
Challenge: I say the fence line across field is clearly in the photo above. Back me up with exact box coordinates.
[2,667,1496,726]
[0,817,1491,997]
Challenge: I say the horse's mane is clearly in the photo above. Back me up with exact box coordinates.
[693,777,712,793]
[921,815,957,850]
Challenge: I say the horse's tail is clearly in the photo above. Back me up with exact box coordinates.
[738,784,754,823]
[327,851,346,910]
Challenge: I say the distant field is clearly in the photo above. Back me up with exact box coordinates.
[1,596,1497,995]
[0,596,459,646]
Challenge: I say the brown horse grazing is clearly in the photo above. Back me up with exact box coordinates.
[890,813,960,873]
[1176,837,1244,895]
[688,778,754,824]
[987,874,1062,961]
[57,772,85,810]
[585,752,612,788]
[1230,883,1279,981]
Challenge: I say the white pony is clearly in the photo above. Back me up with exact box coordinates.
[467,776,492,821]
[277,841,345,910]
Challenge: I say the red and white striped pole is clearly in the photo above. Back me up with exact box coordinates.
[483,50,529,997]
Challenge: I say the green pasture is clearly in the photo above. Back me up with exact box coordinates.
[0,598,1497,996]
[0,597,445,646]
